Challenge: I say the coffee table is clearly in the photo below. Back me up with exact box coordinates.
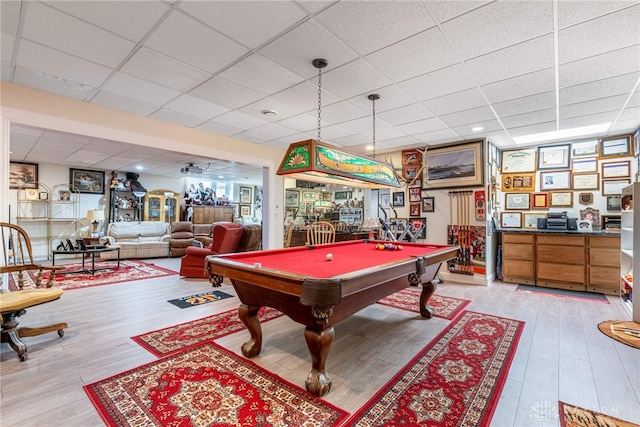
[52,246,120,275]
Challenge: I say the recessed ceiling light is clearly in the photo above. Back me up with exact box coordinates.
[217,175,224,179]
[471,126,484,132]
[513,123,611,144]
[136,165,144,170]
[261,109,277,116]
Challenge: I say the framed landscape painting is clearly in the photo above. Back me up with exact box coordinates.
[9,162,38,189]
[70,168,105,194]
[423,140,484,189]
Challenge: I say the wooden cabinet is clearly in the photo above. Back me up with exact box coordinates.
[587,235,620,295]
[536,234,586,291]
[144,190,179,223]
[192,206,233,224]
[502,233,535,285]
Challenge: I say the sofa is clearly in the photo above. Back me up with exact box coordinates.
[100,221,171,259]
[179,222,262,278]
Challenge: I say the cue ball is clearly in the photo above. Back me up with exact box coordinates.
[326,253,333,261]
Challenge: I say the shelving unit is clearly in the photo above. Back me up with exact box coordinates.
[339,208,363,225]
[110,188,144,222]
[16,182,79,260]
[144,189,179,223]
[620,183,639,321]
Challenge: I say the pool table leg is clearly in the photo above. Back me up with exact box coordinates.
[303,326,334,397]
[419,280,436,319]
[238,303,262,357]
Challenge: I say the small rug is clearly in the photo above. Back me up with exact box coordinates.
[84,342,349,427]
[516,284,609,303]
[377,288,470,320]
[9,259,177,291]
[597,320,640,349]
[348,310,524,427]
[132,307,284,357]
[559,401,640,427]
[168,290,233,309]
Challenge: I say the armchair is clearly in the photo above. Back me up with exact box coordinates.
[0,222,68,361]
[179,222,244,278]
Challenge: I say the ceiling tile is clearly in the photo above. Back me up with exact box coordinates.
[16,39,112,88]
[329,133,370,147]
[217,54,304,96]
[559,45,640,88]
[91,90,160,116]
[178,0,308,49]
[451,120,503,137]
[276,113,328,133]
[560,94,630,120]
[1,33,15,63]
[398,63,476,101]
[315,125,353,141]
[500,108,557,129]
[414,128,460,145]
[608,118,640,134]
[319,59,392,100]
[13,66,94,101]
[149,108,207,128]
[438,106,496,128]
[465,34,554,85]
[164,94,228,120]
[243,122,298,140]
[1,0,21,35]
[315,101,368,125]
[189,77,262,110]
[258,19,358,80]
[505,121,557,137]
[238,98,301,121]
[213,110,269,130]
[145,11,248,75]
[442,1,554,60]
[427,1,493,24]
[397,117,448,135]
[560,111,618,129]
[43,0,170,42]
[378,104,434,126]
[316,1,435,55]
[420,88,488,116]
[338,116,405,141]
[557,1,635,28]
[22,2,135,68]
[560,72,640,105]
[120,47,212,92]
[196,120,244,137]
[482,68,555,104]
[1,61,12,81]
[366,27,459,82]
[492,91,556,118]
[270,82,340,114]
[102,72,181,105]
[559,5,640,64]
[347,85,416,113]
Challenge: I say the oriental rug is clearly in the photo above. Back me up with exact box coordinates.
[8,259,177,291]
[377,288,470,320]
[559,401,640,427]
[348,310,524,427]
[168,290,233,309]
[597,320,640,349]
[132,306,284,357]
[84,342,349,427]
[516,284,609,303]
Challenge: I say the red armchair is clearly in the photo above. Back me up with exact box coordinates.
[179,222,244,278]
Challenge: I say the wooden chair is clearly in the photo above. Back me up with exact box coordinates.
[284,222,296,248]
[0,222,67,361]
[332,221,350,232]
[306,221,336,245]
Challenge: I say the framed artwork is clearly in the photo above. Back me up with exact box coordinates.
[301,191,319,203]
[402,149,421,166]
[70,168,105,194]
[285,189,299,207]
[402,165,420,181]
[500,212,522,228]
[572,173,599,190]
[540,170,571,190]
[523,212,547,229]
[531,192,549,209]
[501,173,535,192]
[408,187,421,202]
[602,179,630,196]
[500,149,536,173]
[571,139,598,157]
[571,157,597,173]
[422,196,435,213]
[408,217,427,239]
[606,196,621,211]
[538,144,571,170]
[380,193,390,208]
[578,192,593,205]
[601,160,630,178]
[549,191,573,207]
[58,190,71,201]
[423,140,484,189]
[240,205,251,216]
[239,186,252,204]
[9,161,38,189]
[634,129,639,158]
[409,203,420,216]
[580,207,600,228]
[334,191,351,200]
[392,191,405,207]
[504,193,530,210]
[598,134,633,159]
[322,192,332,201]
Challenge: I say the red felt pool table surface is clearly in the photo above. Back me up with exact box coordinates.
[215,240,452,278]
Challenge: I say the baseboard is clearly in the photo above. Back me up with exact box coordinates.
[440,271,489,286]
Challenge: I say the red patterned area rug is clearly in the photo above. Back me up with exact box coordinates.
[84,342,349,427]
[377,288,471,320]
[132,307,284,357]
[559,401,640,427]
[348,310,524,427]
[9,259,177,291]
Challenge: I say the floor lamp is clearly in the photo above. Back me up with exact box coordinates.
[133,191,146,222]
[164,191,174,224]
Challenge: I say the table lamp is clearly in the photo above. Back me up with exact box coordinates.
[86,209,105,237]
[362,217,380,239]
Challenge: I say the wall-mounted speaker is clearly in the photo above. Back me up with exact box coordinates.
[537,218,547,229]
[567,218,577,230]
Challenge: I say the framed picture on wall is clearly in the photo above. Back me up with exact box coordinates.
[70,168,105,194]
[504,193,530,210]
[392,191,405,207]
[423,140,484,189]
[501,173,535,192]
[402,149,421,166]
[422,196,435,213]
[598,134,633,159]
[531,192,549,209]
[523,212,547,229]
[409,203,420,216]
[538,144,571,170]
[408,217,427,239]
[572,173,599,190]
[601,161,630,178]
[540,170,571,190]
[9,162,38,189]
[380,193,390,208]
[500,212,522,228]
[549,191,573,207]
[239,186,252,204]
[572,139,598,157]
[285,189,299,207]
[408,187,421,202]
[240,205,251,216]
[500,149,536,173]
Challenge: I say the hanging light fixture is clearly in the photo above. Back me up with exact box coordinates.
[277,60,400,189]
[368,94,380,158]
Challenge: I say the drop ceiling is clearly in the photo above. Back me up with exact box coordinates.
[2,0,639,183]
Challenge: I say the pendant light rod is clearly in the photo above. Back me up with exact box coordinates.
[368,94,380,158]
[313,58,328,141]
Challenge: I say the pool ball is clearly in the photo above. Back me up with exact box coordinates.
[326,253,333,261]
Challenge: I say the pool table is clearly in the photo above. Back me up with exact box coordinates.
[206,240,458,397]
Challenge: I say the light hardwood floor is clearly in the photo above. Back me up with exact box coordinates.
[1,257,638,426]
